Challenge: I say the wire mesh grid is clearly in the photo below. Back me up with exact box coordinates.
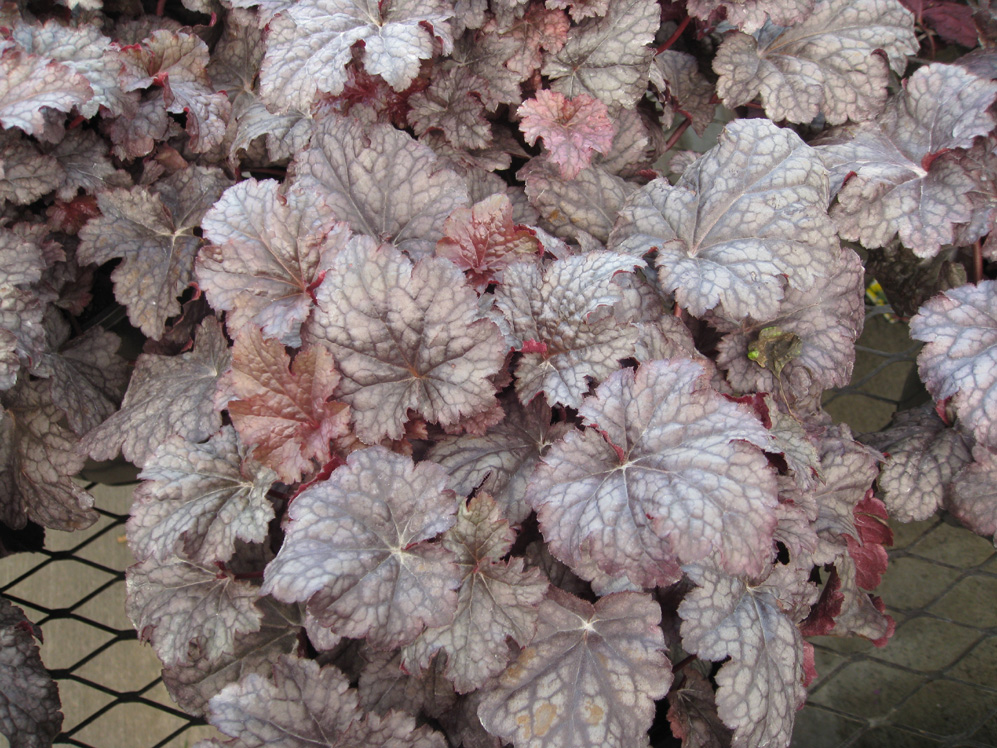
[1,302,992,747]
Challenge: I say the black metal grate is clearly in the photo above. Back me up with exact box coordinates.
[1,486,211,748]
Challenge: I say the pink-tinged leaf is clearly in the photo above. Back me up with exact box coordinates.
[402,495,548,692]
[666,668,733,748]
[518,90,615,179]
[714,0,917,125]
[541,0,658,109]
[11,20,132,118]
[494,5,570,79]
[119,30,231,152]
[688,0,813,32]
[863,403,973,522]
[359,649,457,718]
[306,240,506,443]
[78,167,230,338]
[80,318,230,468]
[478,589,672,748]
[161,599,301,718]
[520,157,636,243]
[611,119,840,321]
[494,252,644,408]
[546,0,610,21]
[227,328,351,484]
[292,116,469,259]
[0,131,64,206]
[259,0,454,112]
[714,249,865,408]
[679,565,807,748]
[198,180,348,347]
[805,555,895,644]
[528,359,778,587]
[128,427,277,565]
[847,492,892,590]
[910,280,997,450]
[435,194,541,291]
[261,447,460,648]
[126,555,263,668]
[817,63,997,257]
[947,446,997,540]
[0,599,62,748]
[0,48,92,137]
[426,395,571,523]
[0,380,96,531]
[408,68,492,150]
[650,51,717,135]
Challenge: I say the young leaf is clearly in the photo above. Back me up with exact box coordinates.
[518,90,615,179]
[126,555,263,667]
[291,116,469,259]
[477,588,672,748]
[78,167,230,338]
[127,426,277,565]
[0,598,62,748]
[493,252,644,408]
[426,395,571,523]
[527,359,778,587]
[402,494,549,693]
[197,180,351,347]
[435,194,541,291]
[261,447,461,648]
[80,318,231,467]
[910,280,997,450]
[679,565,807,748]
[863,403,974,522]
[306,240,506,443]
[204,655,446,748]
[714,0,917,125]
[817,63,997,257]
[227,328,351,484]
[259,0,455,112]
[540,0,658,109]
[611,118,840,321]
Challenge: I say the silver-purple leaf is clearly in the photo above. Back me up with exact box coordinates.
[261,447,460,648]
[0,380,96,531]
[78,167,230,338]
[947,446,997,541]
[0,131,64,206]
[493,252,644,408]
[0,47,92,138]
[527,359,778,587]
[477,588,672,748]
[540,0,658,109]
[910,280,997,449]
[0,599,62,748]
[291,116,469,259]
[863,403,974,522]
[611,118,840,321]
[306,240,506,443]
[80,317,230,467]
[679,565,807,748]
[126,555,263,667]
[714,0,917,125]
[714,249,865,408]
[817,63,997,257]
[426,396,571,523]
[688,0,812,32]
[260,0,454,112]
[128,427,277,565]
[402,495,548,693]
[198,179,350,347]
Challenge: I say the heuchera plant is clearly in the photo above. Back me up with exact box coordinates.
[2,0,997,744]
